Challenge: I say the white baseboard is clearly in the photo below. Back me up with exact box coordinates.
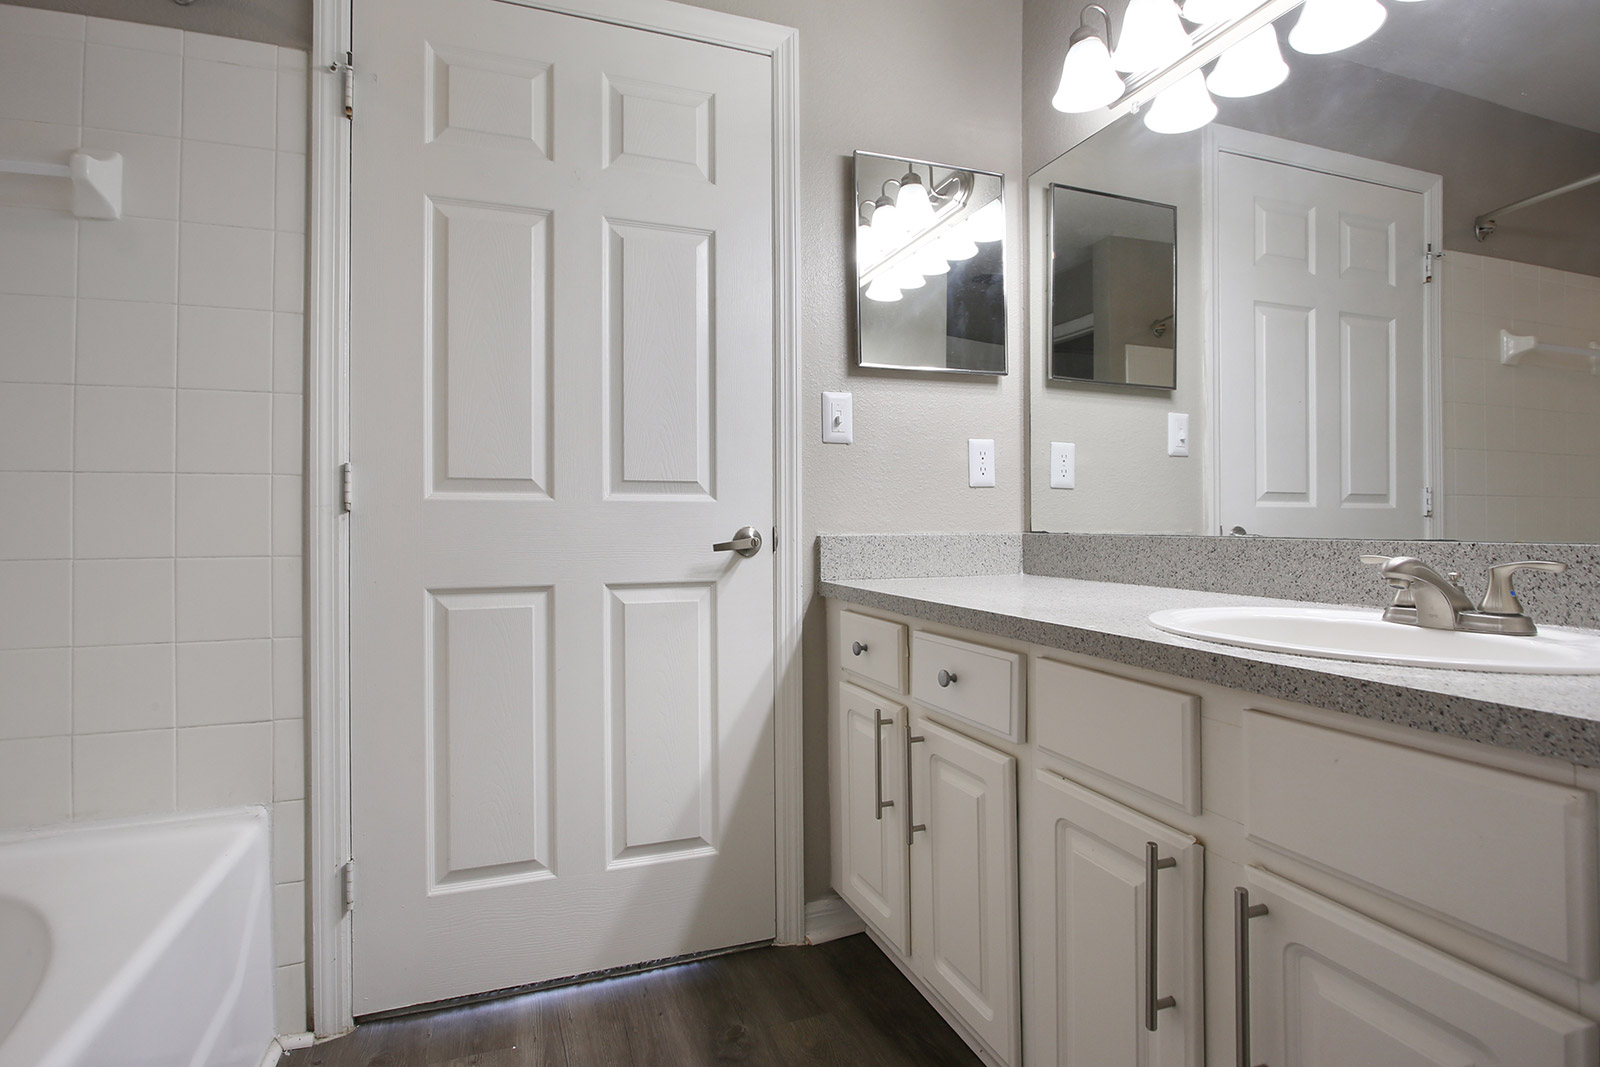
[804,894,867,945]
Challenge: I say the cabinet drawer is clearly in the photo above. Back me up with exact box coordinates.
[1244,710,1600,979]
[910,631,1024,742]
[1033,658,1199,813]
[838,610,908,693]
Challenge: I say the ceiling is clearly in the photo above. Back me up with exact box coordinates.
[1330,0,1600,135]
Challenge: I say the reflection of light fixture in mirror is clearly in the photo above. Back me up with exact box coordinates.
[1143,69,1217,134]
[965,200,1005,244]
[895,169,935,229]
[869,192,901,237]
[1113,0,1191,74]
[913,247,952,276]
[864,277,903,302]
[1180,0,1251,26]
[1052,5,1125,114]
[1288,0,1386,55]
[935,230,979,262]
[1206,23,1288,97]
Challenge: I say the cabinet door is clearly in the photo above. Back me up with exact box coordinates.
[1024,769,1203,1067]
[1242,867,1598,1067]
[836,682,909,954]
[910,714,1019,1066]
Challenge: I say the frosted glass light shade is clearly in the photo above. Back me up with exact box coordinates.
[1289,0,1386,54]
[864,277,902,302]
[1143,69,1218,134]
[936,231,979,262]
[1181,0,1250,26]
[1113,0,1191,73]
[1207,25,1289,98]
[966,200,1006,243]
[870,199,902,237]
[889,264,927,291]
[913,247,952,276]
[1052,34,1124,113]
[896,175,935,229]
[856,222,882,263]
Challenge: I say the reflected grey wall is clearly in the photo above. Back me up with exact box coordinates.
[5,0,309,46]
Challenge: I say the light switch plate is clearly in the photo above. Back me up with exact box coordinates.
[1050,442,1075,489]
[969,439,996,487]
[1167,412,1190,457]
[822,391,853,444]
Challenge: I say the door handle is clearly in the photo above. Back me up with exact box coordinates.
[873,712,894,821]
[1144,842,1178,1031]
[1234,886,1269,1067]
[712,526,763,558]
[905,729,926,846]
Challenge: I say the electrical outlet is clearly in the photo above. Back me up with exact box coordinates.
[1050,442,1075,489]
[1167,412,1190,457]
[821,391,852,444]
[968,439,996,488]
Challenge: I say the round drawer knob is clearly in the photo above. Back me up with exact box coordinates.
[937,669,958,688]
[851,641,868,656]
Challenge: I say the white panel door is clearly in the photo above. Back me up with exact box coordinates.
[835,682,909,955]
[1217,150,1430,538]
[1242,868,1597,1067]
[349,0,776,1014]
[1023,769,1203,1067]
[910,715,1020,1066]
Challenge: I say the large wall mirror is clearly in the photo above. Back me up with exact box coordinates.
[1029,0,1600,544]
[855,151,1008,374]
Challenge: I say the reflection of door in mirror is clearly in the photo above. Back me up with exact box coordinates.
[854,151,1008,375]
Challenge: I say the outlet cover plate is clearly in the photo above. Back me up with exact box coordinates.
[969,439,996,488]
[1050,442,1075,489]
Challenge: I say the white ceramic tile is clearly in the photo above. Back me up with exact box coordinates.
[177,389,270,473]
[272,393,301,475]
[0,206,77,296]
[73,472,173,558]
[73,642,174,733]
[75,299,177,387]
[271,475,301,556]
[272,638,302,721]
[184,30,277,68]
[177,306,272,391]
[0,736,70,829]
[79,217,178,303]
[0,6,84,39]
[177,473,270,556]
[73,729,175,818]
[178,223,274,309]
[275,963,306,1036]
[176,720,271,806]
[0,561,69,649]
[182,58,277,149]
[274,153,305,234]
[74,385,174,472]
[83,43,182,137]
[0,117,79,213]
[74,558,173,645]
[272,798,304,882]
[273,231,303,313]
[274,880,305,964]
[272,312,303,393]
[0,472,70,558]
[176,556,270,641]
[273,716,302,800]
[86,16,182,53]
[177,638,272,725]
[0,32,83,126]
[0,294,73,383]
[80,129,180,220]
[276,68,307,153]
[0,383,72,471]
[180,140,275,229]
[0,648,71,740]
[272,556,300,638]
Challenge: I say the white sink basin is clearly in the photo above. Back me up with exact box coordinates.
[1148,605,1600,674]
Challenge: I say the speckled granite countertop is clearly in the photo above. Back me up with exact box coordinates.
[821,573,1600,769]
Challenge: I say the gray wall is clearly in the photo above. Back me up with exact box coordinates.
[6,0,309,47]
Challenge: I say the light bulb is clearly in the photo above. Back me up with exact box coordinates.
[864,277,903,302]
[1181,0,1250,25]
[1206,24,1288,98]
[896,173,935,230]
[936,231,979,262]
[1143,69,1217,134]
[1113,0,1191,74]
[1052,32,1124,113]
[966,200,1005,244]
[1289,0,1386,54]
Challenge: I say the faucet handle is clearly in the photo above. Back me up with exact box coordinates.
[1481,560,1568,616]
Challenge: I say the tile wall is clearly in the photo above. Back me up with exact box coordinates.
[1442,251,1600,542]
[0,4,308,1033]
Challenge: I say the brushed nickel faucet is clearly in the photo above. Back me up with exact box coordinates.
[1362,555,1568,636]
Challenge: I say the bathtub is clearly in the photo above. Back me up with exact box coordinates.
[0,809,276,1067]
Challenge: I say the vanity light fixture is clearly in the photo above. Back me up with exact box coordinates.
[1180,0,1252,25]
[1206,23,1288,97]
[895,168,936,230]
[864,277,903,302]
[868,191,902,237]
[934,229,980,263]
[1287,0,1386,55]
[1052,5,1124,114]
[1143,69,1218,133]
[1113,0,1192,73]
[965,199,1006,244]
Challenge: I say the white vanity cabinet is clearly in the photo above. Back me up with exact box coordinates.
[836,680,910,955]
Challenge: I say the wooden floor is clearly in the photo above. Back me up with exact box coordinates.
[287,934,984,1067]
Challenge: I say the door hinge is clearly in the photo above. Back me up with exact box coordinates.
[1424,243,1444,284]
[331,51,354,119]
[340,462,353,513]
[1423,486,1434,518]
[342,859,356,910]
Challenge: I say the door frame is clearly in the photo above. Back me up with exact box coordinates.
[304,0,803,1035]
[1200,124,1444,539]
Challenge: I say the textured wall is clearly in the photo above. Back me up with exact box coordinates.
[2,0,309,48]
